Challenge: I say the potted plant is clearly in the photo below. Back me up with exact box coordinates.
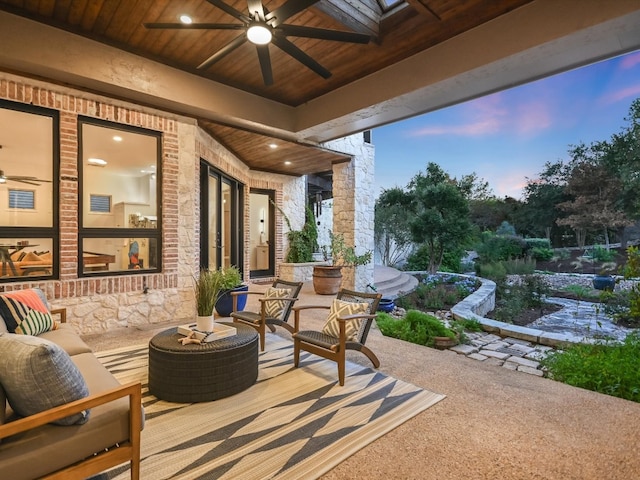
[194,268,226,331]
[592,262,617,291]
[214,265,249,317]
[313,232,372,295]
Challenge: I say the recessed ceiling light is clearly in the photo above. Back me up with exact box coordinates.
[112,135,123,142]
[284,161,292,165]
[179,14,192,24]
[88,158,107,166]
[269,143,278,149]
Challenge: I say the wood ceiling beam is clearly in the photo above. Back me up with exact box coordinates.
[405,0,441,20]
[314,0,380,39]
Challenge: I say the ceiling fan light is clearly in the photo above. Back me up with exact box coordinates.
[247,23,272,45]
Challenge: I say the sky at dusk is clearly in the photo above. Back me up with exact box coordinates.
[373,49,640,200]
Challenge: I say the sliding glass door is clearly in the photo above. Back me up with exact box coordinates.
[200,162,243,272]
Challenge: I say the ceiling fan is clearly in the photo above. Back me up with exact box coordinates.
[143,0,371,86]
[0,146,52,185]
[0,170,52,186]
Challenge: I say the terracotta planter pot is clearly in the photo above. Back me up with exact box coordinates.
[433,334,459,350]
[312,265,343,295]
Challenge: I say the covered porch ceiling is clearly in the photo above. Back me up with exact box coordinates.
[0,1,639,177]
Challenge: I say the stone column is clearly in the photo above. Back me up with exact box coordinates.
[323,133,375,291]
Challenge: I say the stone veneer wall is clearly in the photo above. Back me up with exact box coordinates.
[0,71,303,334]
[322,134,375,291]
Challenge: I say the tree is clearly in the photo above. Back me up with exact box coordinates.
[557,144,632,248]
[601,98,640,223]
[374,188,413,267]
[516,161,571,243]
[405,163,472,273]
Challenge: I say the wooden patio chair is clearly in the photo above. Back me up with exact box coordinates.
[292,289,382,386]
[230,278,303,351]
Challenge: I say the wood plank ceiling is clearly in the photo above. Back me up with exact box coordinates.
[0,0,532,177]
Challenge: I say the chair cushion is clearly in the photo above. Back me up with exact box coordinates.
[322,299,370,341]
[0,288,55,336]
[263,287,291,319]
[0,333,90,425]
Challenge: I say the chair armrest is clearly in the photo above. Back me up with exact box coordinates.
[293,305,331,331]
[292,305,331,312]
[50,307,67,323]
[230,291,263,297]
[0,382,142,440]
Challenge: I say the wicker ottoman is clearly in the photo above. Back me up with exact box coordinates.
[148,323,259,402]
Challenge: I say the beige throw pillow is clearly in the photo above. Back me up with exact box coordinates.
[263,287,292,319]
[322,299,371,341]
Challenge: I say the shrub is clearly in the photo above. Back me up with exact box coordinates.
[554,248,571,260]
[404,243,464,273]
[531,246,554,261]
[475,261,507,283]
[590,245,616,262]
[491,274,550,322]
[496,221,516,235]
[524,238,551,250]
[502,257,536,275]
[541,332,640,403]
[376,310,456,347]
[475,235,528,263]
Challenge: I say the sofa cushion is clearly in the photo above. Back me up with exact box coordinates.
[0,352,138,480]
[0,334,89,425]
[322,299,370,341]
[0,288,55,336]
[40,323,93,356]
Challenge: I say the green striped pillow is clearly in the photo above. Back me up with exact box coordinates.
[0,288,55,336]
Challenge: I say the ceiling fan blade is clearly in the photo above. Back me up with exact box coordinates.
[143,23,244,30]
[247,0,266,22]
[198,35,247,70]
[205,0,251,23]
[279,25,370,44]
[255,45,273,86]
[271,36,331,79]
[11,179,41,186]
[266,0,318,27]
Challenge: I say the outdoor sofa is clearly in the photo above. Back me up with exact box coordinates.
[0,288,143,480]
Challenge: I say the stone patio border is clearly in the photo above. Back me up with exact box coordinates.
[449,274,585,348]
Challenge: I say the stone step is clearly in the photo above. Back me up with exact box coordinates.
[373,265,419,299]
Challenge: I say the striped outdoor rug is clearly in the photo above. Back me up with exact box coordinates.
[96,335,445,480]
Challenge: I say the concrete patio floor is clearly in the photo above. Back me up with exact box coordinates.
[82,281,640,480]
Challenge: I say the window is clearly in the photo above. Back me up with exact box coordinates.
[90,194,111,213]
[0,100,58,282]
[79,117,161,276]
[9,189,35,209]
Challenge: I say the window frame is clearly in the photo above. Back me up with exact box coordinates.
[0,99,59,283]
[78,116,162,277]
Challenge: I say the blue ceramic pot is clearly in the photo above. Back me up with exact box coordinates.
[378,298,395,313]
[592,275,615,291]
[215,284,249,317]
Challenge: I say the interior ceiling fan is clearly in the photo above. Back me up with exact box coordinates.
[143,0,371,86]
[0,147,52,186]
[0,170,52,186]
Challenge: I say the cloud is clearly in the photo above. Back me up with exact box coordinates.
[599,84,640,105]
[408,91,553,138]
[620,51,640,70]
